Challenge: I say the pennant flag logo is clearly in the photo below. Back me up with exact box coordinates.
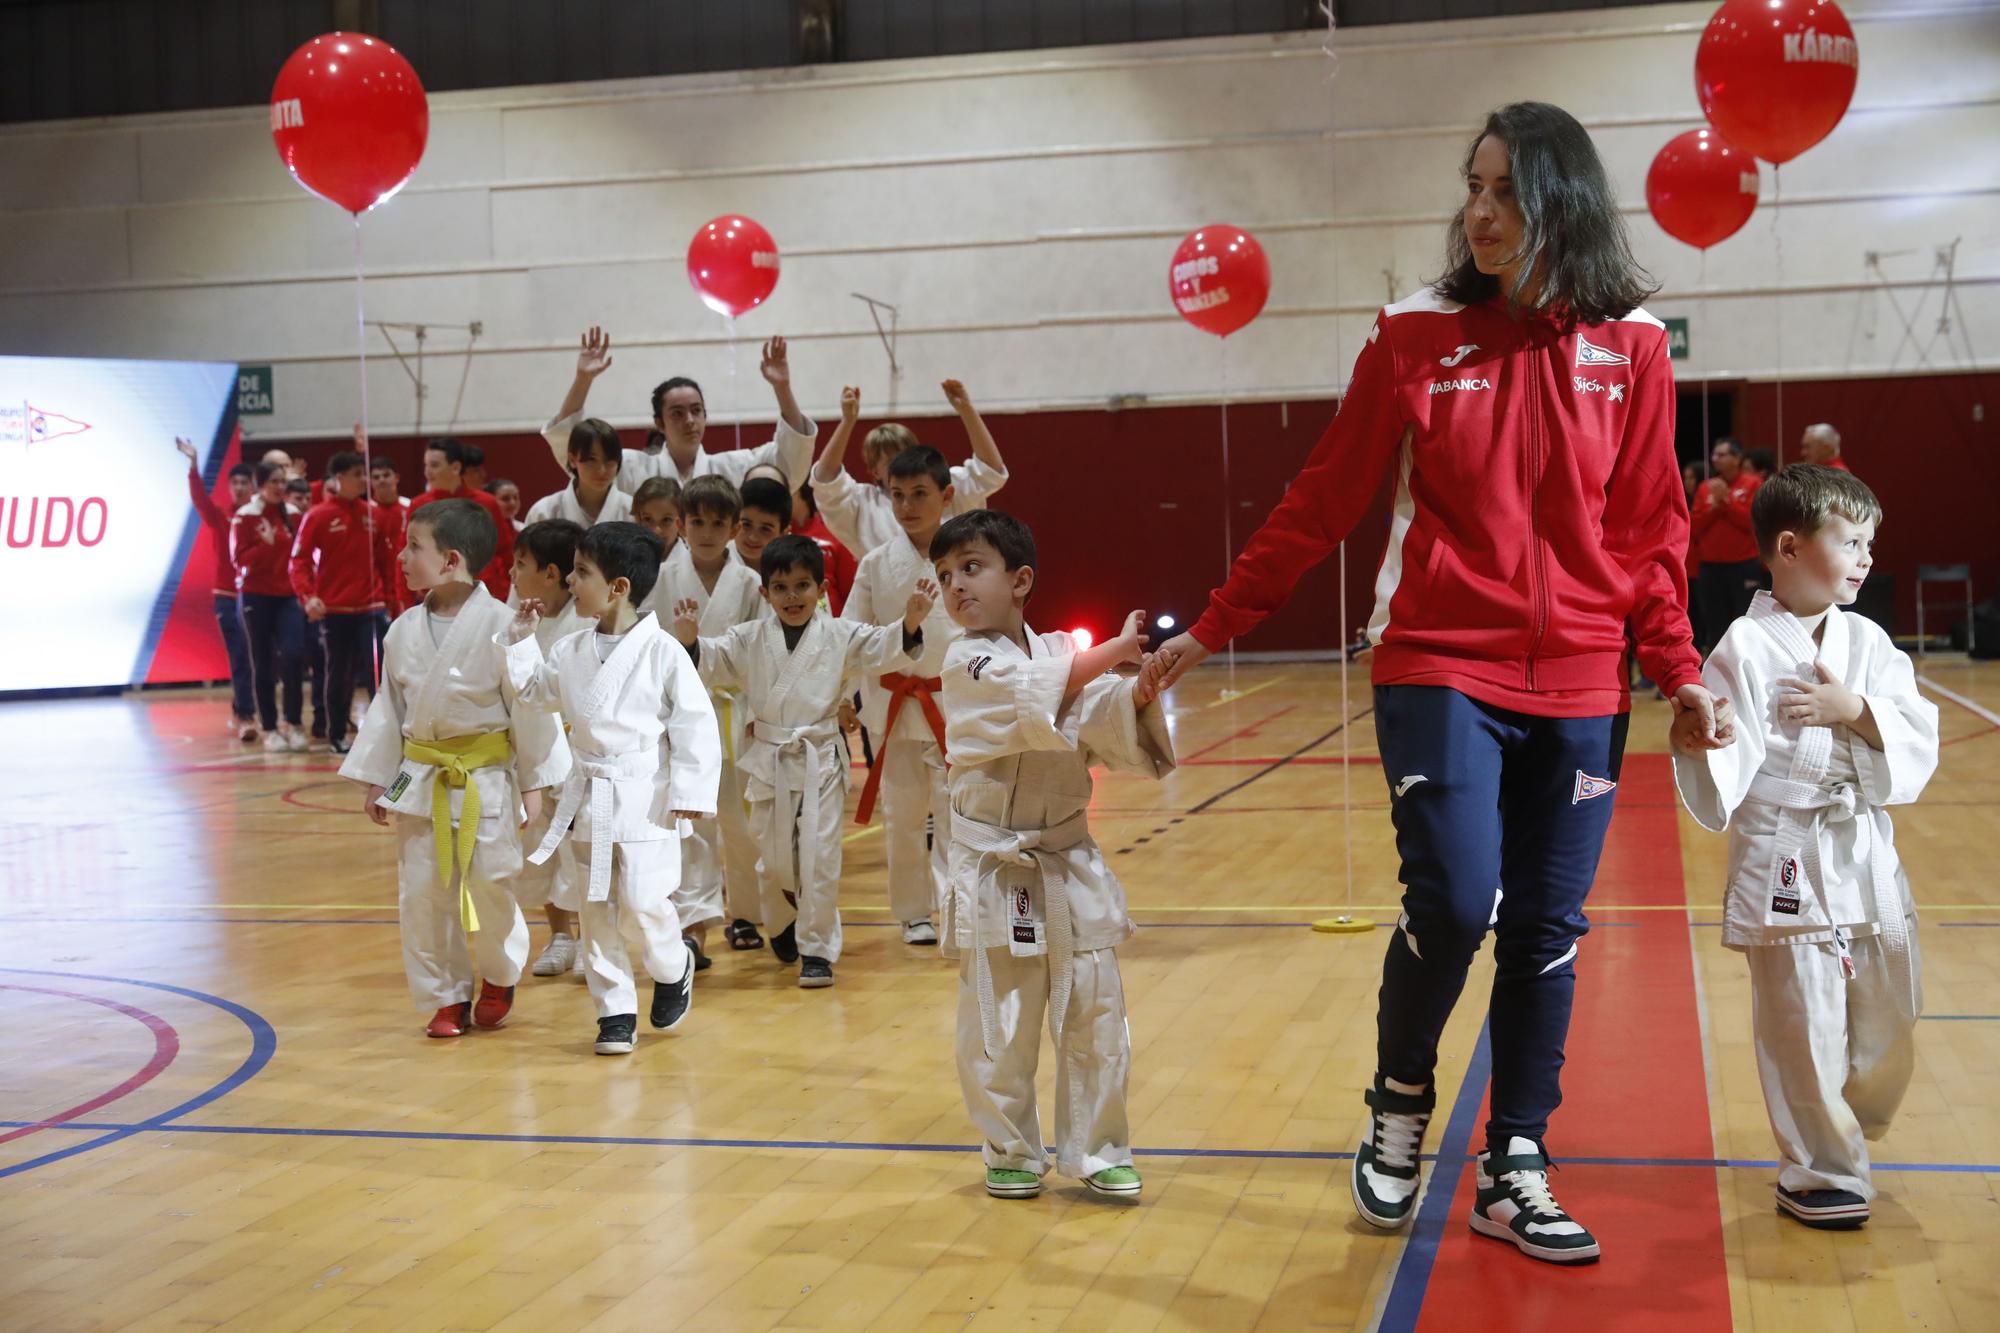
[1571,770,1618,804]
[25,402,93,444]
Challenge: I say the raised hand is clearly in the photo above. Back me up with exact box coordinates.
[941,379,972,413]
[577,326,614,380]
[508,597,544,644]
[840,385,860,425]
[671,597,701,645]
[760,336,790,388]
[905,578,939,630]
[1115,609,1148,664]
[174,436,198,465]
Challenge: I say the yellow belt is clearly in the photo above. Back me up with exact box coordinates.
[403,731,513,933]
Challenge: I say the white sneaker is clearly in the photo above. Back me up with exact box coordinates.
[902,919,938,945]
[533,934,577,977]
[284,726,309,752]
[1469,1137,1601,1264]
[262,730,288,752]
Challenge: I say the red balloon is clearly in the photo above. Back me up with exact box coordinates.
[687,216,781,319]
[1169,225,1270,338]
[1647,128,1760,250]
[1696,0,1858,165]
[270,33,428,214]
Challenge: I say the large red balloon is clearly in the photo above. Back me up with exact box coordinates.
[1647,128,1760,250]
[1169,225,1270,338]
[1696,0,1858,165]
[687,216,781,319]
[270,33,428,214]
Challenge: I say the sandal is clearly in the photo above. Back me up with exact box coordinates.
[725,918,765,951]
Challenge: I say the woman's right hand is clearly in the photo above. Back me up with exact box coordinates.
[1150,631,1213,691]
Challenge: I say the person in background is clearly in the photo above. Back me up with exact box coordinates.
[492,478,525,532]
[178,438,259,742]
[1692,438,1764,657]
[1800,423,1850,473]
[234,462,309,751]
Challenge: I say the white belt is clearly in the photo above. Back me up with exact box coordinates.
[749,719,841,899]
[953,811,1090,1061]
[531,748,655,902]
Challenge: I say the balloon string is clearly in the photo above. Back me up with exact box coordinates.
[726,315,743,453]
[1219,337,1237,701]
[354,215,380,680]
[1339,536,1353,911]
[1772,164,1785,465]
[1698,247,1710,480]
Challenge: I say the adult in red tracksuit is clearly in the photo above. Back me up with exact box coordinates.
[1690,437,1765,656]
[290,450,399,754]
[178,438,259,739]
[407,437,513,601]
[233,461,307,747]
[1155,104,1726,1264]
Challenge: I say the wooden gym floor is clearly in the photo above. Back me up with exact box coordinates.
[2,657,1996,1332]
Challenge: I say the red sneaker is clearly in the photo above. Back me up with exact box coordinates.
[472,981,515,1030]
[426,1003,470,1038]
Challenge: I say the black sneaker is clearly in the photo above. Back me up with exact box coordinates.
[686,934,712,972]
[1351,1076,1435,1230]
[799,956,834,989]
[769,922,799,965]
[1776,1186,1870,1230]
[594,1014,636,1055]
[650,943,695,1030]
[329,737,352,755]
[1469,1137,1601,1264]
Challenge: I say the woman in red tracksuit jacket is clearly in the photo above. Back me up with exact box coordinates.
[1155,103,1727,1265]
[234,460,308,750]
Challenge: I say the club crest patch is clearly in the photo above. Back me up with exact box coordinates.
[1571,770,1617,804]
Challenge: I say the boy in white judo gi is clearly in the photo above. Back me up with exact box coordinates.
[931,509,1177,1200]
[1672,464,1938,1229]
[341,499,571,1040]
[522,417,632,529]
[842,445,966,945]
[810,381,1010,555]
[673,534,936,988]
[503,521,722,1055]
[509,518,592,977]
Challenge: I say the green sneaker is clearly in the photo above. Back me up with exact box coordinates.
[985,1168,1042,1199]
[1085,1165,1143,1198]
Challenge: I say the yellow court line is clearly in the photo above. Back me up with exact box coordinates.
[842,824,883,845]
[1199,676,1288,710]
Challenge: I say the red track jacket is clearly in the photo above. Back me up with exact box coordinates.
[289,494,397,614]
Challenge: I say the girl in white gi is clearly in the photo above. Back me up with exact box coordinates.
[509,519,592,978]
[503,521,723,1056]
[522,417,632,529]
[341,500,571,1040]
[673,535,937,988]
[643,475,769,965]
[931,510,1176,1200]
[842,444,967,945]
[810,382,1009,556]
[1672,465,1938,1230]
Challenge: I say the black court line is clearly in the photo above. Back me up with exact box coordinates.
[1185,707,1375,816]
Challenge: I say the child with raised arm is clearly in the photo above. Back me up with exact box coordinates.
[931,510,1176,1200]
[177,437,258,741]
[1672,465,1938,1230]
[673,535,933,988]
[811,381,1009,555]
[503,522,721,1055]
[523,417,633,529]
[510,518,591,977]
[339,499,571,1039]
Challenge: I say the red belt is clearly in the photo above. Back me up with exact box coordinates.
[854,672,945,825]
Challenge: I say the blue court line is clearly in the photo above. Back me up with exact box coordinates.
[0,968,278,1180]
[1922,1014,2000,1021]
[1377,1019,1493,1333]
[1937,923,2000,928]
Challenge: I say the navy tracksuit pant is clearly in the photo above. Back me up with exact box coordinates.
[1372,685,1629,1152]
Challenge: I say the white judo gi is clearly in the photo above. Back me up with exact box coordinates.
[814,458,1008,555]
[843,535,962,926]
[642,543,766,931]
[522,481,633,529]
[695,614,920,961]
[502,611,723,1019]
[1675,592,1939,1198]
[940,628,1176,1179]
[542,409,818,497]
[340,586,572,1012]
[513,597,591,912]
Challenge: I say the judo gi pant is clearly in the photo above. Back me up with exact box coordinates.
[1372,685,1628,1150]
[394,812,530,1011]
[240,591,304,732]
[511,805,576,912]
[679,759,758,929]
[211,593,255,721]
[575,839,691,1019]
[1746,924,1921,1199]
[750,763,848,961]
[881,736,951,925]
[957,946,1132,1180]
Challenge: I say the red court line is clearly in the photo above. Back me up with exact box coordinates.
[1180,755,1382,767]
[0,984,181,1145]
[1414,754,1730,1331]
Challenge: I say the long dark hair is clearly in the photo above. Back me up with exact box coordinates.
[1434,102,1655,323]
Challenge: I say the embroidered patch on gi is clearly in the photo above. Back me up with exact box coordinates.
[1772,858,1801,915]
[1571,770,1617,804]
[968,655,992,681]
[385,770,413,802]
[1010,887,1036,945]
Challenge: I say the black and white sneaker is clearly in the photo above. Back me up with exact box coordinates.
[769,922,800,965]
[594,1014,637,1055]
[1776,1186,1869,1230]
[1470,1137,1601,1264]
[650,943,696,1030]
[799,956,835,989]
[1352,1076,1435,1229]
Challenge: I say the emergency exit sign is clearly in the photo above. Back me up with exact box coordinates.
[1664,318,1690,360]
[237,365,274,415]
